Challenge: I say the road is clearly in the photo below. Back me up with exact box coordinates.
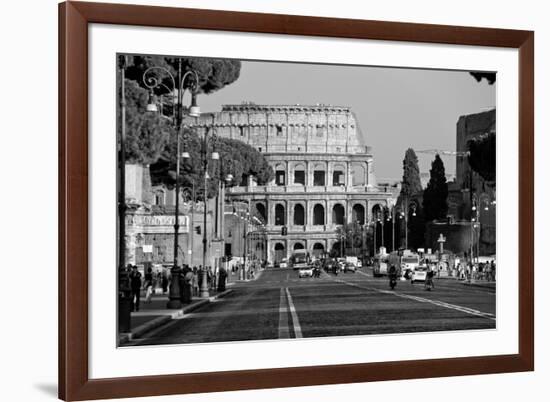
[132,267,496,346]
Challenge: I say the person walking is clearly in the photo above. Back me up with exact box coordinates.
[217,266,227,292]
[129,265,142,312]
[192,267,199,296]
[161,271,168,294]
[182,265,193,304]
[144,267,153,304]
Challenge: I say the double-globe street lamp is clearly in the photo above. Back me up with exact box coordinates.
[470,192,496,280]
[399,198,418,250]
[143,60,200,308]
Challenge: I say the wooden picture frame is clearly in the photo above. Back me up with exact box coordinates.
[59,1,534,400]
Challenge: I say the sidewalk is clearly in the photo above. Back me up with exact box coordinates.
[119,288,233,345]
[461,280,496,290]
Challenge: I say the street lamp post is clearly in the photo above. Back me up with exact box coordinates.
[400,199,417,250]
[143,60,200,309]
[386,206,395,252]
[373,214,377,256]
[198,128,219,298]
[182,183,195,266]
[118,55,132,333]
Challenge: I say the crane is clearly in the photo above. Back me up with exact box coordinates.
[415,149,469,157]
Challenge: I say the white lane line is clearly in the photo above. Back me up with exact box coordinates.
[285,288,303,338]
[278,288,290,339]
[333,278,496,321]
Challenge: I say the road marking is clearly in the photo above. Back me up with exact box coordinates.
[278,288,290,339]
[333,278,496,321]
[285,288,303,338]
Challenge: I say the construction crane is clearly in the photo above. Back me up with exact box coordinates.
[415,149,469,157]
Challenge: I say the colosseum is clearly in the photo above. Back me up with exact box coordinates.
[186,103,397,264]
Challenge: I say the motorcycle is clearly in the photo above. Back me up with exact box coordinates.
[389,275,397,290]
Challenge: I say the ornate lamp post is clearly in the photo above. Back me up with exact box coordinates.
[387,205,396,252]
[400,199,417,250]
[181,183,195,266]
[470,192,494,280]
[143,60,200,309]
[118,55,132,333]
[196,127,219,298]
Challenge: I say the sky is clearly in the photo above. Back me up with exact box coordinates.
[194,59,496,180]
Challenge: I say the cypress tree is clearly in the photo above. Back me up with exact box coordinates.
[400,148,422,198]
[423,155,449,222]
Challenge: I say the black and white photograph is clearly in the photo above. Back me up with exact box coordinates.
[117,54,497,347]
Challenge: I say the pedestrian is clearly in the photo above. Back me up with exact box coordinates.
[192,267,199,296]
[182,265,193,304]
[161,271,168,294]
[217,266,227,292]
[129,265,142,312]
[144,267,153,304]
[198,265,203,290]
[207,266,213,289]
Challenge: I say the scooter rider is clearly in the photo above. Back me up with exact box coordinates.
[388,264,398,289]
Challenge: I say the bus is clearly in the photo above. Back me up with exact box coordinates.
[290,250,310,270]
[377,250,421,278]
[373,253,390,277]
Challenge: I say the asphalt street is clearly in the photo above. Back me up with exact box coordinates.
[132,267,496,346]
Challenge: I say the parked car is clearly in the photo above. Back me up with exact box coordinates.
[279,258,288,268]
[298,267,314,278]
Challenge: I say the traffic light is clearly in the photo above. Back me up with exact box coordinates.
[195,225,201,234]
[281,226,287,236]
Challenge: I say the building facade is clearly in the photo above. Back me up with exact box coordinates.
[123,164,216,269]
[188,103,396,263]
[455,108,496,256]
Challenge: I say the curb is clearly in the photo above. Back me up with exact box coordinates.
[462,281,496,289]
[119,289,233,345]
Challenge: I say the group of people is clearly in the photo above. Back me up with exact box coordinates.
[456,260,496,281]
[124,264,229,312]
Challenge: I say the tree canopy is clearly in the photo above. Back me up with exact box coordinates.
[149,129,274,200]
[119,78,172,165]
[123,55,241,95]
[400,148,423,199]
[118,55,271,199]
[468,132,496,183]
[422,154,449,222]
[469,72,496,85]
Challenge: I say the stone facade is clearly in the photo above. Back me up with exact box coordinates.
[455,108,496,256]
[187,103,397,263]
[123,164,216,268]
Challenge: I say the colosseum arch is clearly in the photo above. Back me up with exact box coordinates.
[352,203,365,225]
[274,242,286,263]
[351,162,366,186]
[292,162,306,185]
[311,242,324,258]
[332,163,346,186]
[313,162,327,186]
[275,203,286,226]
[255,202,267,223]
[293,203,305,226]
[313,203,325,225]
[274,163,286,186]
[332,203,346,225]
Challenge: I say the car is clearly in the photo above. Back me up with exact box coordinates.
[343,262,357,273]
[279,258,288,268]
[411,266,428,283]
[298,267,314,278]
